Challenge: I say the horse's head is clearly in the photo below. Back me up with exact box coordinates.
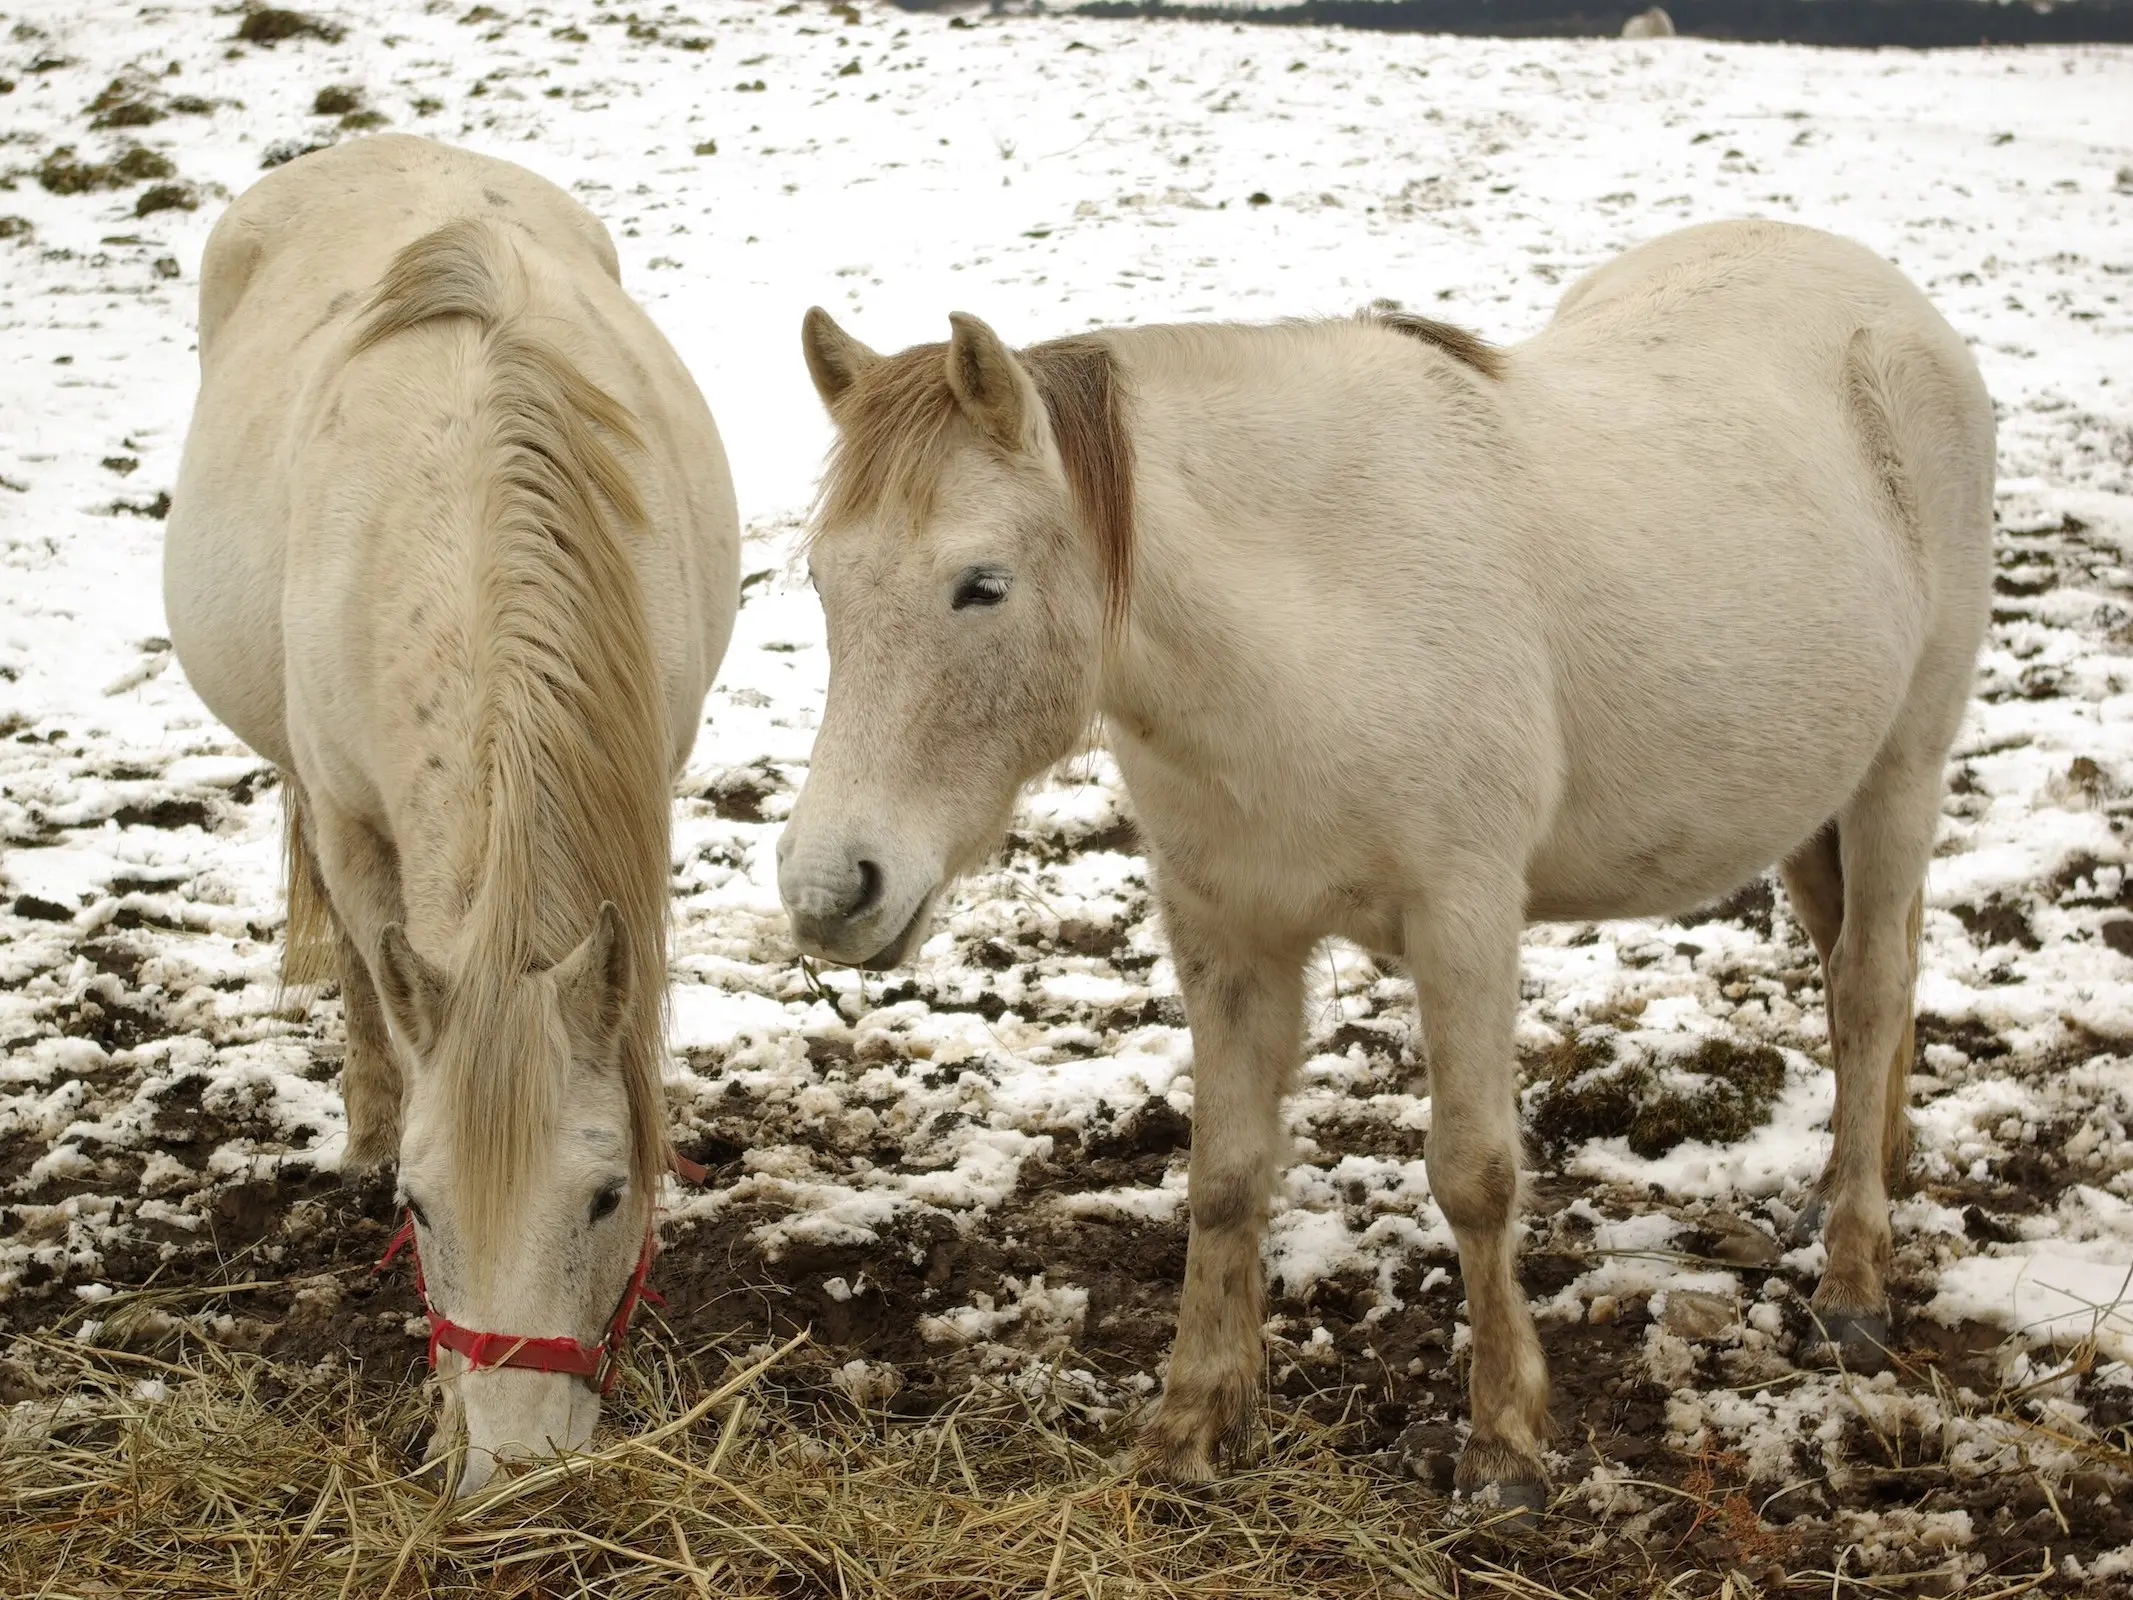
[374,903,651,1495]
[778,308,1127,970]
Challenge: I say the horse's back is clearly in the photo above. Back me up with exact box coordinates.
[1542,220,1991,637]
[1512,222,1993,917]
[195,135,617,357]
[1543,220,1993,535]
[167,136,737,771]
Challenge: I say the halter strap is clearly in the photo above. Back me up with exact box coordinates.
[373,1150,701,1395]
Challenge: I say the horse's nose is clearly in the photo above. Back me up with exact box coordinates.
[779,838,889,952]
[784,851,881,925]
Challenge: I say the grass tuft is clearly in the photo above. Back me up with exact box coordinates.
[1527,1031,1788,1166]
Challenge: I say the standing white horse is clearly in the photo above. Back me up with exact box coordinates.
[778,221,1993,1506]
[165,136,739,1492]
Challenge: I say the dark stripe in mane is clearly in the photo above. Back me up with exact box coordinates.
[1025,338,1134,631]
[1363,308,1505,380]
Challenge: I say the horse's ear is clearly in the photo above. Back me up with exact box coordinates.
[800,306,879,410]
[945,312,1042,454]
[376,924,445,1056]
[554,901,631,1061]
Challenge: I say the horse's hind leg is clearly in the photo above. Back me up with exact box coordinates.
[1809,753,1939,1371]
[1778,823,1843,1246]
[1142,887,1311,1481]
[1780,822,1844,972]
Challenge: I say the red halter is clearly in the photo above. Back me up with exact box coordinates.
[373,1153,707,1397]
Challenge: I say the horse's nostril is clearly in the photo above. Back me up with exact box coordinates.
[850,858,883,919]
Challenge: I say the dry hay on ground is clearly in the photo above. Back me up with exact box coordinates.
[3,1282,2124,1599]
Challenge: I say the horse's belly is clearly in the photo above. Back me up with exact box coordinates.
[1524,665,1908,923]
[163,500,292,766]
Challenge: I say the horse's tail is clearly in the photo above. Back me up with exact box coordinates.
[1841,327,1928,572]
[279,776,336,1004]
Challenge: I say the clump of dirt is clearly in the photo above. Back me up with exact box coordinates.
[1692,873,1777,938]
[0,216,31,242]
[1525,1030,1788,1166]
[111,794,212,829]
[1953,894,2041,951]
[38,145,175,194]
[108,490,172,519]
[134,184,197,217]
[703,758,788,822]
[261,136,335,170]
[235,6,345,46]
[307,85,387,129]
[84,76,164,129]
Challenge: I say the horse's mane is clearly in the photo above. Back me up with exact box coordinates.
[814,335,1136,630]
[1358,308,1505,380]
[353,219,670,1249]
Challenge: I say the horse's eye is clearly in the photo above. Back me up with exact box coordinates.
[951,568,1011,610]
[590,1184,624,1224]
[403,1196,429,1228]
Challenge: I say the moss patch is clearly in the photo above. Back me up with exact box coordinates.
[38,145,176,194]
[260,137,333,170]
[134,183,197,217]
[85,77,164,129]
[1525,1031,1788,1167]
[235,7,345,46]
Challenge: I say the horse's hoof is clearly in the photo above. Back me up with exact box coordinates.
[1138,1432,1218,1485]
[1137,1405,1224,1484]
[1787,1197,1826,1248]
[1808,1309,1891,1374]
[1455,1436,1549,1528]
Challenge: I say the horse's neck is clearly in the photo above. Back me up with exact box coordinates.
[1095,327,1410,736]
[383,523,658,977]
[1094,321,1524,772]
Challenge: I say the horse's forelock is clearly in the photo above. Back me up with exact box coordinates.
[435,972,563,1269]
[813,336,1135,629]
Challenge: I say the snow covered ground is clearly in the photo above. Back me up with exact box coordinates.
[4,0,2133,1582]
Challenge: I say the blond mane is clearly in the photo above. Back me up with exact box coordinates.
[815,335,1136,628]
[354,220,670,1248]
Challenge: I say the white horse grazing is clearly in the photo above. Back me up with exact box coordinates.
[778,221,1993,1506]
[165,135,739,1492]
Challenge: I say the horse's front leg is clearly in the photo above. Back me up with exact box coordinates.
[1141,890,1311,1481]
[1407,875,1551,1506]
[336,918,401,1169]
